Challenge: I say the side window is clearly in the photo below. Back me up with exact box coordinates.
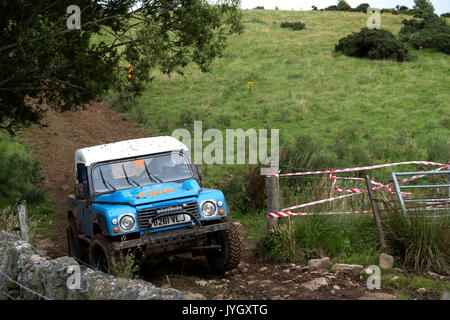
[77,164,89,198]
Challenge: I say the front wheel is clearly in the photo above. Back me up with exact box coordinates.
[88,234,114,273]
[206,222,241,273]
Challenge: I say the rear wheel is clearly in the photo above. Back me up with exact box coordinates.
[88,234,114,273]
[206,222,241,273]
[67,216,88,262]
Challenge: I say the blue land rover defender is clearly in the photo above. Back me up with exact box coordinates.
[67,136,241,273]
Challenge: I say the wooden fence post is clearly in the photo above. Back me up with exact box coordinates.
[447,160,450,198]
[266,175,280,232]
[17,200,30,242]
[364,175,387,250]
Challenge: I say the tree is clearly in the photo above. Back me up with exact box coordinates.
[412,0,436,19]
[336,0,352,12]
[353,3,370,13]
[399,0,450,54]
[0,0,242,133]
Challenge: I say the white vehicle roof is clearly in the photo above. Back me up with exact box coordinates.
[75,136,189,167]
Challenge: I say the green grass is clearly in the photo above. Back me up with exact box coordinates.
[0,133,53,237]
[103,10,449,268]
[108,10,450,187]
[257,214,381,264]
[381,273,450,299]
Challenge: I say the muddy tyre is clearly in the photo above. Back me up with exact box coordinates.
[206,222,241,273]
[88,234,114,273]
[67,217,88,262]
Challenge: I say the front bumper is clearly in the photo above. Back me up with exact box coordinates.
[110,221,230,252]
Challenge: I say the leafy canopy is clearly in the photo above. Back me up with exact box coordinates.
[0,0,242,133]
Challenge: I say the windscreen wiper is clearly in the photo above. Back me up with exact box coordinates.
[143,161,163,183]
[99,167,116,191]
[121,164,141,187]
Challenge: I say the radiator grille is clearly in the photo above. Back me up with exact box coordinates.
[137,201,200,230]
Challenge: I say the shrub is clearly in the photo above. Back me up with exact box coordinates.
[109,88,140,113]
[110,251,140,279]
[280,21,306,31]
[221,164,265,213]
[0,135,44,202]
[325,1,352,12]
[335,28,410,61]
[336,0,352,12]
[441,13,450,18]
[399,15,450,54]
[0,134,53,236]
[325,5,338,11]
[353,3,370,13]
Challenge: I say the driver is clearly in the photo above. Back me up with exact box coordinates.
[149,155,181,182]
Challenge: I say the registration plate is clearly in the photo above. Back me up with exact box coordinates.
[150,214,191,228]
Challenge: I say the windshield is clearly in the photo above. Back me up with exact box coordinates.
[91,152,192,194]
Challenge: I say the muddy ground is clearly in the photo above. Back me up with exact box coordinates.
[19,103,447,300]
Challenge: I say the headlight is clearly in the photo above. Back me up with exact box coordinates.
[119,215,135,231]
[201,201,217,217]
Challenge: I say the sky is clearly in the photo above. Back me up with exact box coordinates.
[239,1,450,14]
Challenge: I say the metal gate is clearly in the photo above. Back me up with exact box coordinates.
[391,170,450,221]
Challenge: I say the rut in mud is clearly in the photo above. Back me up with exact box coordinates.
[18,103,445,300]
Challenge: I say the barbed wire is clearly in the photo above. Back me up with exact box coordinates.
[0,288,16,300]
[0,270,51,300]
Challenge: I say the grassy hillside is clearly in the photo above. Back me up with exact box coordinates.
[113,10,449,269]
[121,10,449,174]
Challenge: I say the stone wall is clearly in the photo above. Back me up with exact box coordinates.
[0,231,202,300]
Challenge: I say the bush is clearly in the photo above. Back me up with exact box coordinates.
[335,28,410,61]
[0,134,53,236]
[221,164,265,213]
[110,251,140,279]
[0,135,44,203]
[399,15,450,54]
[280,21,306,31]
[109,88,140,113]
[325,1,352,12]
[336,0,352,12]
[353,3,370,13]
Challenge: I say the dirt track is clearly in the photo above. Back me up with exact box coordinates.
[20,102,147,252]
[19,103,443,300]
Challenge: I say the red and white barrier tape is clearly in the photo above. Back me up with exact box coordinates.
[330,163,449,195]
[268,205,450,218]
[267,161,450,218]
[267,161,448,177]
[268,209,372,218]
